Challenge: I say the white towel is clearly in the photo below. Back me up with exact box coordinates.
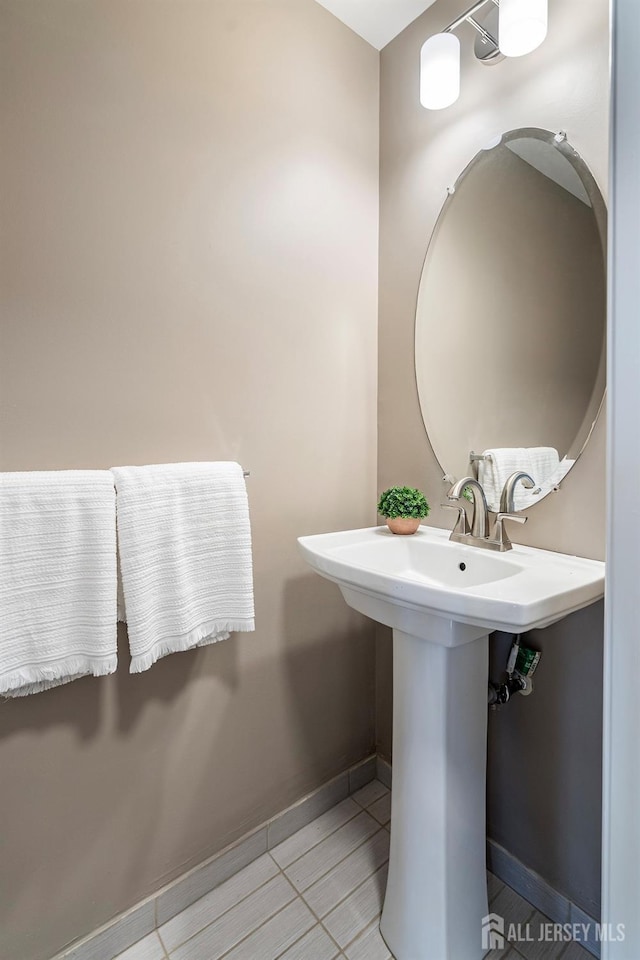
[526,447,561,487]
[112,461,254,673]
[0,471,118,697]
[514,455,574,510]
[478,448,529,512]
[478,447,560,511]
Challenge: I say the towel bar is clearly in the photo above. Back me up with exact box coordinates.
[469,451,493,463]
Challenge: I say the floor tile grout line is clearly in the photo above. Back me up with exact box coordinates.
[289,867,502,960]
[152,791,585,960]
[355,784,390,804]
[271,803,373,872]
[281,864,344,958]
[510,916,576,960]
[114,793,590,960]
[156,925,170,958]
[319,917,359,960]
[495,901,595,960]
[507,905,538,958]
[153,899,172,960]
[489,878,505,905]
[319,862,390,953]
[296,835,389,922]
[275,825,383,902]
[370,813,391,827]
[159,865,292,955]
[350,782,390,811]
[266,849,345,960]
[211,873,309,960]
[270,917,337,960]
[340,915,390,959]
[280,823,387,898]
[271,803,363,867]
[152,787,384,955]
[155,838,495,959]
[556,940,571,959]
[149,777,374,947]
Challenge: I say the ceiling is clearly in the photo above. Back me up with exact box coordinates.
[314,0,437,50]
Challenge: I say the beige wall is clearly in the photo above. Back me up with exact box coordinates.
[0,0,611,949]
[378,0,608,917]
[0,3,379,958]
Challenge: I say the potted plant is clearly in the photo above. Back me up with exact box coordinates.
[377,486,430,535]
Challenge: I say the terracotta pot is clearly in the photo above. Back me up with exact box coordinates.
[386,517,421,535]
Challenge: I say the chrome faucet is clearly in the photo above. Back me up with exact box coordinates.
[447,477,490,539]
[499,471,535,513]
[442,475,528,552]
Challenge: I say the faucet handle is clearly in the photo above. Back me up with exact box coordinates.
[441,503,470,536]
[492,512,527,551]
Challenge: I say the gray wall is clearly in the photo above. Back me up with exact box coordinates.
[0,3,379,958]
[377,0,608,919]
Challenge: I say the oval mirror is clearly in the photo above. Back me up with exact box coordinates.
[415,128,606,512]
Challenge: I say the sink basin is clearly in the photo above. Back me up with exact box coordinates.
[298,524,605,639]
[298,524,604,960]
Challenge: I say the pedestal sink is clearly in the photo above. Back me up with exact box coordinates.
[298,525,605,960]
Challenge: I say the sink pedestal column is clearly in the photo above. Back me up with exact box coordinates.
[380,624,489,960]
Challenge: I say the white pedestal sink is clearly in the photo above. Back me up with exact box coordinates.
[298,525,605,960]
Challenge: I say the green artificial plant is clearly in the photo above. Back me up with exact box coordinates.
[377,486,430,520]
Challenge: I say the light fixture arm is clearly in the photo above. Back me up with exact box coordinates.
[443,0,499,45]
[464,16,497,46]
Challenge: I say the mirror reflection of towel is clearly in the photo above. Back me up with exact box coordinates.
[517,456,575,509]
[478,447,560,511]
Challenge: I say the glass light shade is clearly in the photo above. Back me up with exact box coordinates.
[499,0,548,57]
[420,33,460,110]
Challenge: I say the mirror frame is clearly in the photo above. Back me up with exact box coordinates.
[414,127,608,503]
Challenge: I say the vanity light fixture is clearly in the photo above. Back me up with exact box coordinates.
[420,32,460,109]
[499,0,548,57]
[420,0,548,110]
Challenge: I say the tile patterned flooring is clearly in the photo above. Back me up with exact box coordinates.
[115,781,593,960]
